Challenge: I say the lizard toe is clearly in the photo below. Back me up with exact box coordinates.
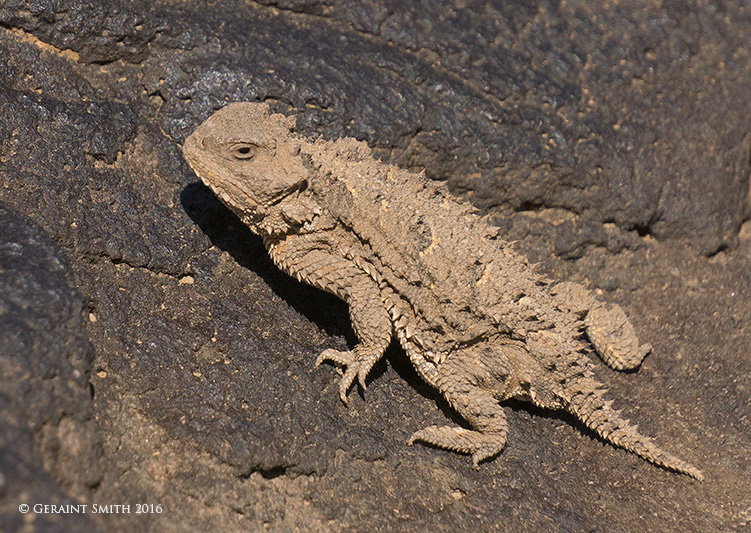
[316,348,355,368]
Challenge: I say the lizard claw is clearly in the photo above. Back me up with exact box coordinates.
[316,348,354,368]
[338,366,359,403]
[357,368,369,391]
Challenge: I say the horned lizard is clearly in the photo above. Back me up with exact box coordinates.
[183,102,702,480]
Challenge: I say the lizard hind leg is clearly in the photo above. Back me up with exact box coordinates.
[408,419,508,468]
[584,302,652,371]
[551,281,651,371]
[408,350,510,467]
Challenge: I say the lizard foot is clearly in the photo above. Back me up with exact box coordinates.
[408,425,507,468]
[316,348,380,403]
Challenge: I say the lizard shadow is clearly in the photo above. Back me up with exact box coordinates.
[181,182,602,449]
[181,181,357,345]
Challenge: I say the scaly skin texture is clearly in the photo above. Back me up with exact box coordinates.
[183,102,702,480]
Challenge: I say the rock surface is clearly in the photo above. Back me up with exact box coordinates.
[0,1,749,531]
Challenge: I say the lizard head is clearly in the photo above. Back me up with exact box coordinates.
[183,102,309,231]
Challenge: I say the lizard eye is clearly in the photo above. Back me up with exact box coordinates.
[232,144,256,160]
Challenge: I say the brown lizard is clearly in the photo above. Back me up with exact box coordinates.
[182,102,702,480]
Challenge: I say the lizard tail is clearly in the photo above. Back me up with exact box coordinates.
[564,380,703,480]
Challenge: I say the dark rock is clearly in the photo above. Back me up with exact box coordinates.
[0,1,749,531]
[0,0,158,64]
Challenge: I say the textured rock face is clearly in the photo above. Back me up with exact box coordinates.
[0,206,100,533]
[0,1,750,531]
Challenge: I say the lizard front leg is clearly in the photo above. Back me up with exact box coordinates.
[266,239,393,402]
